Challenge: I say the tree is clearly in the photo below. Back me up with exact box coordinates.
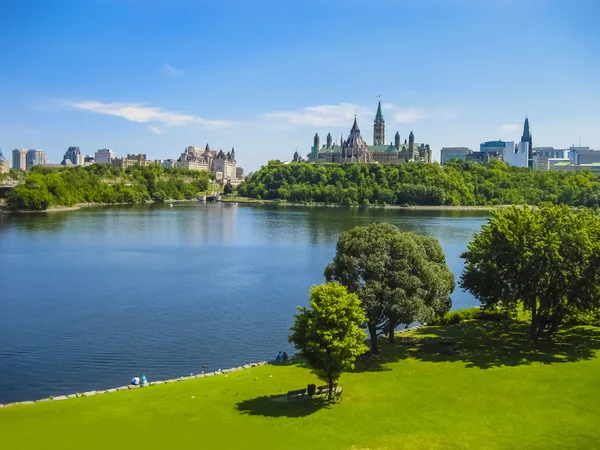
[223,182,234,195]
[289,283,367,400]
[461,204,600,341]
[325,223,454,352]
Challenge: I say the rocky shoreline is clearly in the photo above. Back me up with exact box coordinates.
[0,361,269,408]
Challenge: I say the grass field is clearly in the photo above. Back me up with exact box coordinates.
[1,320,599,450]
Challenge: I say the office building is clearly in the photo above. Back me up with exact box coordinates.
[62,146,84,166]
[12,148,27,170]
[568,147,600,165]
[503,142,528,168]
[440,147,472,164]
[0,148,9,173]
[26,149,47,170]
[95,149,116,164]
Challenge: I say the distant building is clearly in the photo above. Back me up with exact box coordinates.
[111,154,156,169]
[520,117,533,159]
[95,149,116,164]
[310,102,432,164]
[503,142,529,168]
[551,161,600,174]
[62,146,84,166]
[12,148,27,170]
[533,155,570,171]
[0,148,9,174]
[534,147,567,159]
[235,167,245,178]
[440,147,472,164]
[84,155,95,165]
[175,145,238,184]
[26,149,47,170]
[568,147,600,165]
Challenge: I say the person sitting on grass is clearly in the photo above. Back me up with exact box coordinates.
[283,351,289,361]
[276,351,282,362]
[140,374,147,387]
[131,375,140,386]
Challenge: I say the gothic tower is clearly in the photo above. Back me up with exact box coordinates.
[408,131,415,155]
[521,117,533,159]
[312,133,320,160]
[373,101,385,146]
[326,132,332,148]
[394,131,400,150]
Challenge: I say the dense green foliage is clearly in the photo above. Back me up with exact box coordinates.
[238,160,600,206]
[325,223,454,352]
[1,321,599,449]
[461,204,600,340]
[6,164,214,211]
[289,283,367,399]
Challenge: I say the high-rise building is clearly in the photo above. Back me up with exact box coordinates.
[62,146,84,166]
[94,149,116,164]
[26,149,47,170]
[12,148,27,170]
[0,148,10,173]
[520,117,533,159]
[440,147,472,164]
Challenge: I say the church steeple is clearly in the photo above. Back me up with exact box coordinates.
[373,101,385,146]
[350,116,360,135]
[521,116,533,159]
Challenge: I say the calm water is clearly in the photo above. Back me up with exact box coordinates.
[0,204,489,403]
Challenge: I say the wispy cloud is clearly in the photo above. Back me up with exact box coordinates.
[267,103,458,128]
[67,100,232,130]
[266,103,371,128]
[148,126,164,135]
[500,124,521,132]
[161,64,182,75]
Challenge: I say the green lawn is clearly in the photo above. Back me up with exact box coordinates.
[1,321,599,450]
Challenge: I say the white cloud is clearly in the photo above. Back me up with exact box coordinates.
[148,126,164,135]
[266,103,371,128]
[67,100,232,130]
[500,124,521,132]
[267,103,458,128]
[161,64,182,74]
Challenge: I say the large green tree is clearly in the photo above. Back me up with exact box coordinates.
[461,204,600,341]
[325,223,454,352]
[289,283,367,400]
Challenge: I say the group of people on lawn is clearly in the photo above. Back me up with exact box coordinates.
[275,351,289,362]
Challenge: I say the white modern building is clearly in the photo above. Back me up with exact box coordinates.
[95,149,116,164]
[440,147,472,164]
[568,147,600,165]
[503,142,528,168]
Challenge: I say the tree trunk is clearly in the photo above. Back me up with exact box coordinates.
[328,378,334,401]
[529,303,538,341]
[368,323,379,353]
[387,322,395,344]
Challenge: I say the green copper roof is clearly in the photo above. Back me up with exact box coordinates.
[375,101,383,120]
[370,144,398,153]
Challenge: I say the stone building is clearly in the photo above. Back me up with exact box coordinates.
[175,144,238,184]
[309,102,432,164]
[111,154,156,169]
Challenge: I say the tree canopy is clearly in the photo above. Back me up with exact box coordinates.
[325,223,454,352]
[289,282,368,399]
[237,160,600,207]
[461,204,600,340]
[6,164,215,211]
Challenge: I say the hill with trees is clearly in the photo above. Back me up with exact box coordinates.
[4,164,214,211]
[237,160,600,207]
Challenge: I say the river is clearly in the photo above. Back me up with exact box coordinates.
[0,203,490,403]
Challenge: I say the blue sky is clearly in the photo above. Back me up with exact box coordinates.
[1,0,599,171]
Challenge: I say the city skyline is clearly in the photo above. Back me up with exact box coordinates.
[1,0,599,171]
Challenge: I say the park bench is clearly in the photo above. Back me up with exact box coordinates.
[315,384,338,397]
[286,388,306,399]
[446,344,460,355]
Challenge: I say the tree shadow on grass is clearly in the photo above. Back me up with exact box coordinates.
[351,339,411,373]
[237,394,329,418]
[407,320,600,369]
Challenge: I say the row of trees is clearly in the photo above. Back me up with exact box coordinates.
[238,160,600,207]
[461,204,600,340]
[290,206,600,398]
[5,164,214,211]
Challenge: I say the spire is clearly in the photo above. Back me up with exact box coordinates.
[351,116,360,134]
[205,143,211,152]
[376,101,383,120]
